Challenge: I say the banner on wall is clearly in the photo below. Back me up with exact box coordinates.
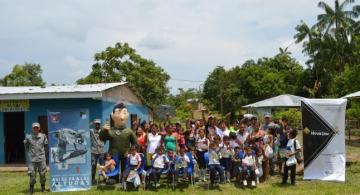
[47,109,91,192]
[301,98,347,182]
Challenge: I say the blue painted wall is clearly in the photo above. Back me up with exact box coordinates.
[0,98,150,164]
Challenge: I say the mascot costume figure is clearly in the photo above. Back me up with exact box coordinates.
[100,103,138,175]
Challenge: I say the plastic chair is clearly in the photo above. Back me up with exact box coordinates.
[204,151,225,189]
[97,154,121,187]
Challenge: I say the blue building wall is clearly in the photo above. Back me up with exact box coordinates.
[0,98,150,164]
[101,101,150,128]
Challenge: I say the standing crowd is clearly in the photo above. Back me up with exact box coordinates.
[92,113,302,189]
[24,111,302,194]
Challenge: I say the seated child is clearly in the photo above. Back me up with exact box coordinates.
[151,147,169,188]
[241,146,257,187]
[166,150,177,184]
[100,152,116,181]
[208,142,225,184]
[175,147,190,180]
[232,146,245,182]
[122,146,142,188]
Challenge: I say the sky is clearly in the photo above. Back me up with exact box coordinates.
[0,0,334,94]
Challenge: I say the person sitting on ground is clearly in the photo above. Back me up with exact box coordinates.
[100,152,116,181]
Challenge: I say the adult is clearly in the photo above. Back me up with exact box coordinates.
[90,119,105,184]
[229,119,239,133]
[136,126,147,154]
[146,124,162,167]
[216,120,230,140]
[163,125,177,152]
[205,116,217,140]
[260,113,275,132]
[246,115,257,134]
[236,123,249,146]
[248,121,265,148]
[24,122,48,194]
[100,103,138,173]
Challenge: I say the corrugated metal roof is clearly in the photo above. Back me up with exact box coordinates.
[242,94,303,108]
[0,82,126,100]
[342,91,360,99]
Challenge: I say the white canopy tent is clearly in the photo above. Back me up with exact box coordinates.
[242,94,304,116]
[342,91,360,99]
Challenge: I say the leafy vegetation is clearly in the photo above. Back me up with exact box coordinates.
[0,63,45,87]
[77,42,170,107]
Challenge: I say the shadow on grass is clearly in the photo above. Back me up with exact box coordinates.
[271,182,294,188]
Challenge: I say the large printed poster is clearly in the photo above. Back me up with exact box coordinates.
[301,99,347,182]
[47,109,91,192]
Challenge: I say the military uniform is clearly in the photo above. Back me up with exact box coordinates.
[90,128,105,183]
[24,132,48,192]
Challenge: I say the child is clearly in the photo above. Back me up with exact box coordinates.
[242,146,257,187]
[166,150,177,185]
[256,147,264,183]
[24,122,48,194]
[232,146,245,182]
[196,128,209,182]
[100,152,116,181]
[282,130,301,185]
[151,147,169,188]
[122,146,141,188]
[220,136,234,183]
[208,142,225,185]
[175,147,190,181]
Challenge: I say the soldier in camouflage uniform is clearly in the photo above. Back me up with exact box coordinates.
[90,119,105,184]
[24,122,48,194]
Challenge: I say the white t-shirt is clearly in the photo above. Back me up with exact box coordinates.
[147,133,162,154]
[209,150,221,165]
[196,136,209,152]
[152,154,169,169]
[128,153,141,166]
[287,138,301,153]
[243,155,256,166]
[216,127,230,138]
[176,154,190,168]
[236,131,249,145]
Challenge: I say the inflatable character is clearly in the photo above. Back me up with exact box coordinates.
[100,103,138,171]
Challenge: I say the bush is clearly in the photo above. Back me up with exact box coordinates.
[273,108,302,129]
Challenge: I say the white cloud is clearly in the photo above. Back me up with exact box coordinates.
[0,0,337,93]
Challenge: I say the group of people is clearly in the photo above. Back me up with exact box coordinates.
[92,112,302,189]
[24,103,302,194]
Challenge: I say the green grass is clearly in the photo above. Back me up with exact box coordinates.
[1,162,360,195]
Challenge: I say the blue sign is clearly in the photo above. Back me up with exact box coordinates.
[47,109,91,192]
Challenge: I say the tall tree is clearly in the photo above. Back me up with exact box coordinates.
[294,0,360,97]
[77,42,170,106]
[0,63,45,86]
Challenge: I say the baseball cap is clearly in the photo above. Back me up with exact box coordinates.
[264,113,272,118]
[94,119,101,124]
[32,122,40,128]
